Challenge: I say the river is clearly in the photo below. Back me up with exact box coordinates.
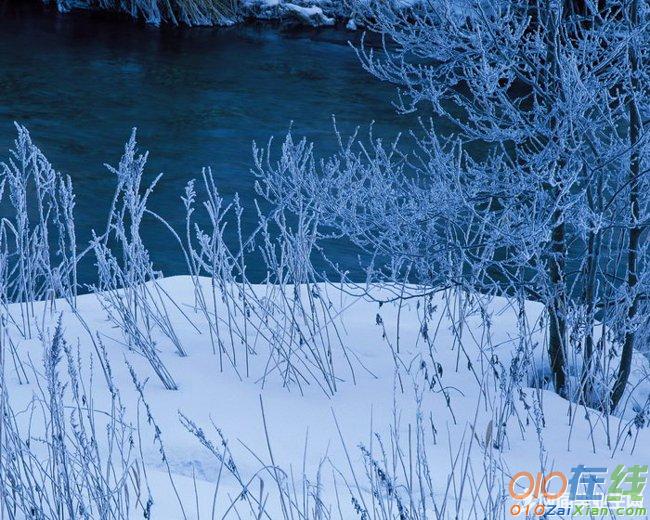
[0,1,417,281]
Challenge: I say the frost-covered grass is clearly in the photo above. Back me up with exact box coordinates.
[0,127,648,519]
[0,321,146,519]
[45,0,241,25]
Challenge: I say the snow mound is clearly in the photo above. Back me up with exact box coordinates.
[2,276,649,518]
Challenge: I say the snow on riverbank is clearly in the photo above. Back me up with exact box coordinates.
[44,0,429,27]
[2,276,649,518]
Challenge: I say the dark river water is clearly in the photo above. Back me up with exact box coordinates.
[0,2,418,282]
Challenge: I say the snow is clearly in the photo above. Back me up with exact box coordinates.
[281,4,335,26]
[243,0,341,26]
[240,0,426,27]
[3,275,649,518]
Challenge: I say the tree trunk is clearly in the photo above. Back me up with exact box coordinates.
[548,217,568,397]
[580,223,597,403]
[611,0,641,412]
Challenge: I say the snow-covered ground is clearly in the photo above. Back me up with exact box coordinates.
[3,276,649,518]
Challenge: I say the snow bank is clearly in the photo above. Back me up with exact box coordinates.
[2,276,648,518]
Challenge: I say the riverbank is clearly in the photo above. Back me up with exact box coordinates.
[40,0,376,27]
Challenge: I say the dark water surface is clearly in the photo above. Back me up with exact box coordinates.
[0,3,417,281]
